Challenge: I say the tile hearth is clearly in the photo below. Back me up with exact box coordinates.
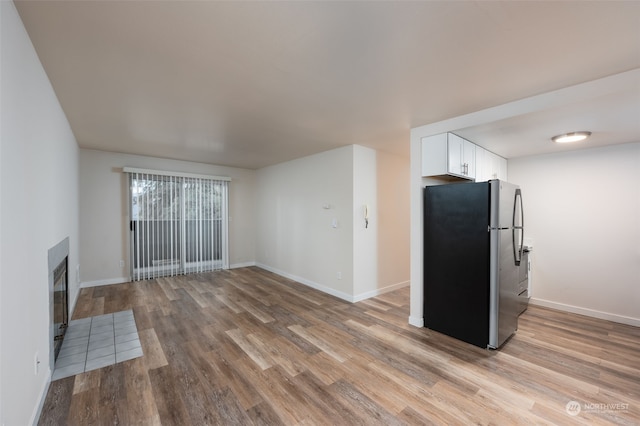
[52,309,143,381]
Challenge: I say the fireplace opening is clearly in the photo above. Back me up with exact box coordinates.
[53,257,68,360]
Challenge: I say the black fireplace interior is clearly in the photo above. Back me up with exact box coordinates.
[53,257,68,360]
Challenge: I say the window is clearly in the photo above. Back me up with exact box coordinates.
[126,168,229,281]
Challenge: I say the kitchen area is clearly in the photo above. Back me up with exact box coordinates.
[419,132,532,349]
[409,70,640,347]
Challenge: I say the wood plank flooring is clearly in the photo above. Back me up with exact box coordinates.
[38,267,640,425]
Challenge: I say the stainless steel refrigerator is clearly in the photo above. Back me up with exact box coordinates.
[423,180,524,349]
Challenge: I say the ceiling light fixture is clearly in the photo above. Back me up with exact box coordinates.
[551,131,592,143]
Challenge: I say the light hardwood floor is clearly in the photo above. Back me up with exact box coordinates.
[39,267,639,425]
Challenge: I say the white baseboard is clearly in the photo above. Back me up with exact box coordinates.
[80,277,130,288]
[255,263,409,304]
[256,263,354,302]
[230,261,256,269]
[30,371,51,426]
[352,280,409,303]
[409,316,424,328]
[530,298,640,327]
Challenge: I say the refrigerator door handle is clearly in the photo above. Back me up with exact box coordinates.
[513,189,524,266]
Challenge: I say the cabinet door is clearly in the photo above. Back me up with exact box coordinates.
[482,151,507,181]
[488,151,500,180]
[463,139,476,179]
[498,156,508,181]
[475,146,486,182]
[447,133,464,176]
[421,133,448,177]
[482,150,494,180]
[422,132,477,180]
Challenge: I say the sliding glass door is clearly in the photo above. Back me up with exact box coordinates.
[183,177,227,273]
[128,170,229,281]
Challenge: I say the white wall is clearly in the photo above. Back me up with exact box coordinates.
[256,145,410,302]
[508,143,640,325]
[352,146,377,298]
[79,149,257,285]
[1,2,80,424]
[256,146,355,299]
[374,149,411,297]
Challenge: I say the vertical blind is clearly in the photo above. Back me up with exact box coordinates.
[125,168,230,281]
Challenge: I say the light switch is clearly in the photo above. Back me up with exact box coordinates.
[331,218,338,228]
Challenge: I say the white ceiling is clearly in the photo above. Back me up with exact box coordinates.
[15,1,640,169]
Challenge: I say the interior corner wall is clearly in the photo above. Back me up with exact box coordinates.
[353,146,411,300]
[255,146,355,300]
[508,142,640,325]
[255,145,411,302]
[1,2,80,424]
[79,149,257,286]
[376,150,411,296]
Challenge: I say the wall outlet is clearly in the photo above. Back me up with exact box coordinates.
[34,352,40,375]
[119,260,125,268]
[337,272,342,280]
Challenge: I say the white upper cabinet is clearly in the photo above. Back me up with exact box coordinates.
[498,155,508,181]
[487,150,508,181]
[423,132,507,181]
[474,147,508,181]
[475,146,487,181]
[421,133,476,180]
